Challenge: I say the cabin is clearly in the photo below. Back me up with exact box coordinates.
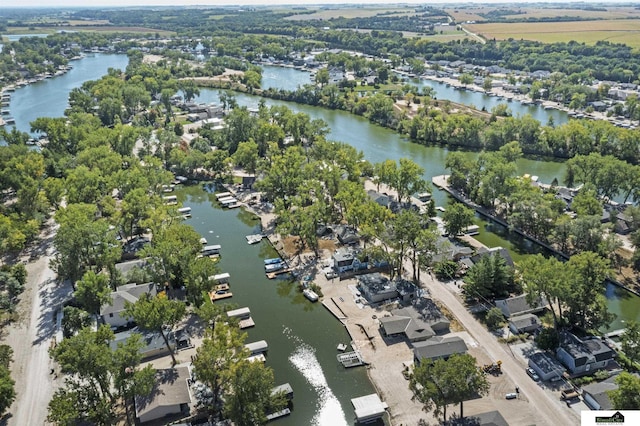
[582,376,619,410]
[135,366,192,424]
[357,274,419,304]
[111,328,177,360]
[332,248,365,274]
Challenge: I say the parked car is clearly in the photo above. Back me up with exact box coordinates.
[526,367,540,381]
[505,393,517,400]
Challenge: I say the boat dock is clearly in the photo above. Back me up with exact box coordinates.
[227,307,255,329]
[337,350,365,368]
[215,191,232,200]
[209,291,233,302]
[322,298,347,321]
[246,234,263,244]
[266,408,291,421]
[245,340,268,355]
[266,268,291,279]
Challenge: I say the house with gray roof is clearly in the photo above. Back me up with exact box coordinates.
[508,313,541,335]
[495,294,547,318]
[111,328,177,360]
[100,282,157,329]
[135,366,192,424]
[556,332,617,376]
[379,297,449,342]
[358,274,418,304]
[582,376,618,410]
[528,351,565,381]
[413,336,468,364]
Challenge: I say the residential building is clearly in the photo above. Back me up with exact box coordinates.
[495,294,547,318]
[582,376,618,410]
[333,248,364,274]
[135,366,192,424]
[528,351,565,381]
[508,313,541,334]
[111,328,177,360]
[100,282,157,329]
[413,336,468,364]
[556,333,617,376]
[357,274,418,304]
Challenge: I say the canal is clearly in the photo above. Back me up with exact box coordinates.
[4,54,638,423]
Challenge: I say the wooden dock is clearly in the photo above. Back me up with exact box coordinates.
[266,268,292,279]
[238,317,255,329]
[209,289,233,302]
[322,298,347,320]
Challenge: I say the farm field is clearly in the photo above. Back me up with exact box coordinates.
[447,6,640,23]
[467,19,640,48]
[2,26,175,37]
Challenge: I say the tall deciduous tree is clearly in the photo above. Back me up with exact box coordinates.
[463,254,515,300]
[123,293,186,365]
[74,271,112,317]
[621,320,640,364]
[442,203,475,236]
[609,372,640,410]
[0,345,15,417]
[518,254,568,329]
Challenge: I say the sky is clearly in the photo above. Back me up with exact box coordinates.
[0,0,625,8]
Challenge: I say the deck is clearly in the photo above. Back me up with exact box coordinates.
[266,268,291,279]
[209,289,233,302]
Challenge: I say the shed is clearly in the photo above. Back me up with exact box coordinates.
[135,366,191,424]
[351,393,388,423]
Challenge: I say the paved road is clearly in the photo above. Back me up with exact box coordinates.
[421,273,579,426]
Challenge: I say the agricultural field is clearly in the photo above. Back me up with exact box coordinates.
[447,6,640,23]
[285,7,417,21]
[2,25,175,37]
[467,19,640,49]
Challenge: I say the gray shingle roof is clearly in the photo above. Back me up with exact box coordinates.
[135,366,191,419]
[413,336,468,362]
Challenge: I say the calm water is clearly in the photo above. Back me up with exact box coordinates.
[6,53,129,134]
[261,65,313,92]
[176,184,376,426]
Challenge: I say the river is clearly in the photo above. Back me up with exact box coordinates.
[4,54,637,423]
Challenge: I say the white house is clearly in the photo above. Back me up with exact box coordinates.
[100,283,157,328]
[135,366,192,424]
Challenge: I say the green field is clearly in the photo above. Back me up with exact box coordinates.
[285,7,416,21]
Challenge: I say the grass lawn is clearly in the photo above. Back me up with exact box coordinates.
[285,7,415,21]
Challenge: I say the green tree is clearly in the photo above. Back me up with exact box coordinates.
[193,322,249,415]
[485,307,505,331]
[518,254,568,329]
[608,372,640,410]
[0,345,15,417]
[459,73,473,87]
[123,293,186,365]
[464,254,515,300]
[224,361,286,426]
[74,271,112,317]
[442,203,475,236]
[394,158,427,204]
[233,139,260,175]
[621,320,640,364]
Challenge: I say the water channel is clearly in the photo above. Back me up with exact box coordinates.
[3,55,637,423]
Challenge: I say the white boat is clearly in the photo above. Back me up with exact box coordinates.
[264,257,282,265]
[199,237,208,245]
[246,234,263,244]
[177,207,191,214]
[303,289,319,302]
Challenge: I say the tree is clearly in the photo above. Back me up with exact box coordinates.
[394,158,427,204]
[518,254,568,329]
[315,68,329,87]
[442,203,475,236]
[464,254,515,300]
[410,353,488,423]
[485,307,505,331]
[224,361,286,426]
[74,271,112,317]
[459,73,473,87]
[609,372,640,410]
[233,139,260,175]
[123,293,186,365]
[621,320,640,364]
[193,322,249,416]
[0,345,15,417]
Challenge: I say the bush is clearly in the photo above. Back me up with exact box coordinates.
[434,260,458,280]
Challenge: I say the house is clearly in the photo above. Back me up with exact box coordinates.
[111,328,177,360]
[135,366,192,424]
[495,294,547,318]
[333,248,363,273]
[379,310,435,342]
[334,225,360,245]
[508,313,541,334]
[582,375,619,410]
[471,246,514,268]
[556,333,617,376]
[528,351,565,381]
[114,258,148,282]
[100,283,157,329]
[357,274,419,304]
[413,336,468,364]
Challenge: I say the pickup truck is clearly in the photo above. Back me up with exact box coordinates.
[560,389,579,400]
